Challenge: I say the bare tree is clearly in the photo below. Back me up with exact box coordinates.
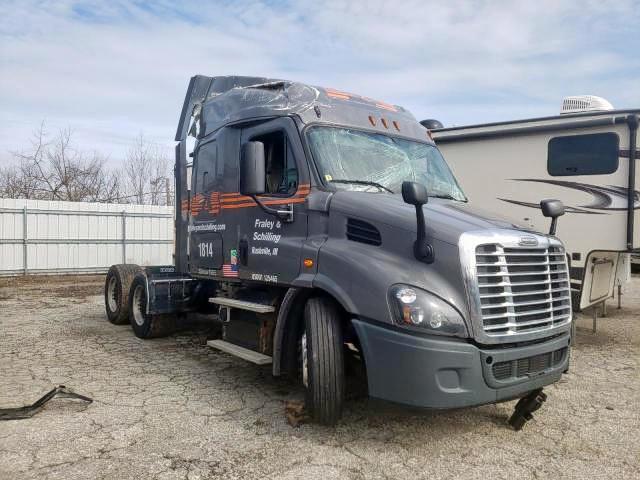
[123,133,172,206]
[0,162,41,199]
[0,122,123,202]
[1,123,173,205]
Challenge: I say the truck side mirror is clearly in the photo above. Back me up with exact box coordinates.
[402,181,434,263]
[402,181,429,206]
[240,141,266,195]
[540,199,565,236]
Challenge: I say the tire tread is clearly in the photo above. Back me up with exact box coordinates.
[105,264,141,324]
[129,273,175,339]
[305,297,344,425]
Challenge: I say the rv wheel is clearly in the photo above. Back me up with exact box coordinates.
[105,264,141,324]
[302,297,345,425]
[128,274,175,339]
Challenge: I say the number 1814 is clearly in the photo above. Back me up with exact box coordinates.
[198,242,214,257]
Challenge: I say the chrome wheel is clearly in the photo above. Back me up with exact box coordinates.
[132,284,146,327]
[107,276,118,313]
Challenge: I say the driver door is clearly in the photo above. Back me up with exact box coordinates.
[226,117,310,285]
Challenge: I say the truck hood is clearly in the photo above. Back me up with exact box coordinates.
[329,191,531,245]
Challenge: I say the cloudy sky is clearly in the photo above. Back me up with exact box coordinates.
[1,0,639,165]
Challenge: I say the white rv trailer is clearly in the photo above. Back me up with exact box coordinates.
[430,97,639,312]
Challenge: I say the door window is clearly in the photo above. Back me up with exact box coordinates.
[547,133,619,176]
[250,131,298,195]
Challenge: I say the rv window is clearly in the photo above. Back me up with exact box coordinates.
[250,131,298,195]
[548,133,619,176]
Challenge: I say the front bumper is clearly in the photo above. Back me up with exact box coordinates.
[352,319,570,409]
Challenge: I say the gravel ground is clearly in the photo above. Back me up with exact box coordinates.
[0,275,638,480]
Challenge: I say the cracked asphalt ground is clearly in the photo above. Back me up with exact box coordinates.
[0,275,638,480]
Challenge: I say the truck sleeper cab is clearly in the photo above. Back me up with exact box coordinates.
[104,76,572,426]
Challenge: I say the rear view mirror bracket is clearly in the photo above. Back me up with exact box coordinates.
[540,199,565,236]
[402,181,435,263]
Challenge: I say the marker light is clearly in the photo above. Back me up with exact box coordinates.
[303,258,314,268]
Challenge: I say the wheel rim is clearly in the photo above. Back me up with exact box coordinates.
[132,284,146,327]
[301,332,309,388]
[107,276,118,313]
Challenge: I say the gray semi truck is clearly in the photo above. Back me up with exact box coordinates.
[104,76,572,428]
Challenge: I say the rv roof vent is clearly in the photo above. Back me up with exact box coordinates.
[560,95,614,115]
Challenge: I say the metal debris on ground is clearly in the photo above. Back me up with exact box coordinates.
[284,399,308,427]
[508,388,547,431]
[0,385,93,421]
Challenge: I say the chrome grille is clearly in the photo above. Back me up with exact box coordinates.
[475,243,571,337]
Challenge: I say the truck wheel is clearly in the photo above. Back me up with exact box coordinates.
[105,264,141,324]
[302,297,345,425]
[128,274,175,339]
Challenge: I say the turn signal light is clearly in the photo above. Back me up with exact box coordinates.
[303,258,314,268]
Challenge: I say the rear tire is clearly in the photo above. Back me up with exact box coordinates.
[302,297,345,425]
[128,274,175,339]
[105,264,141,324]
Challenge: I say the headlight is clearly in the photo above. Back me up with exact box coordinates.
[388,284,468,338]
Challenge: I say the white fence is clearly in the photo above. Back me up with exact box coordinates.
[0,199,174,276]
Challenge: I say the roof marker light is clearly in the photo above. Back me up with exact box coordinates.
[368,115,376,126]
[381,118,389,129]
[392,120,400,131]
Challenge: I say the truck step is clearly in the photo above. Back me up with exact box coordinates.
[209,297,275,313]
[206,340,272,365]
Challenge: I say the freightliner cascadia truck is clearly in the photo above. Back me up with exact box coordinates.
[104,75,571,428]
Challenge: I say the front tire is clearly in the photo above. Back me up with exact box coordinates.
[302,297,345,425]
[128,274,175,339]
[105,264,141,324]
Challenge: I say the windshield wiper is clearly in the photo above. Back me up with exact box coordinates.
[430,193,465,201]
[329,179,394,193]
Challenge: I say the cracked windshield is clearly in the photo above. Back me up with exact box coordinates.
[307,126,466,200]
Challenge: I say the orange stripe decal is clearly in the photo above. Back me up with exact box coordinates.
[375,102,398,112]
[326,88,351,100]
[185,185,312,212]
[208,191,221,215]
[222,197,307,209]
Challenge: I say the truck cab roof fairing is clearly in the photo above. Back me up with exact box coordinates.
[176,75,431,144]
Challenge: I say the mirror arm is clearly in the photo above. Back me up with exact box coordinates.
[549,217,558,236]
[413,205,435,263]
[249,195,294,223]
